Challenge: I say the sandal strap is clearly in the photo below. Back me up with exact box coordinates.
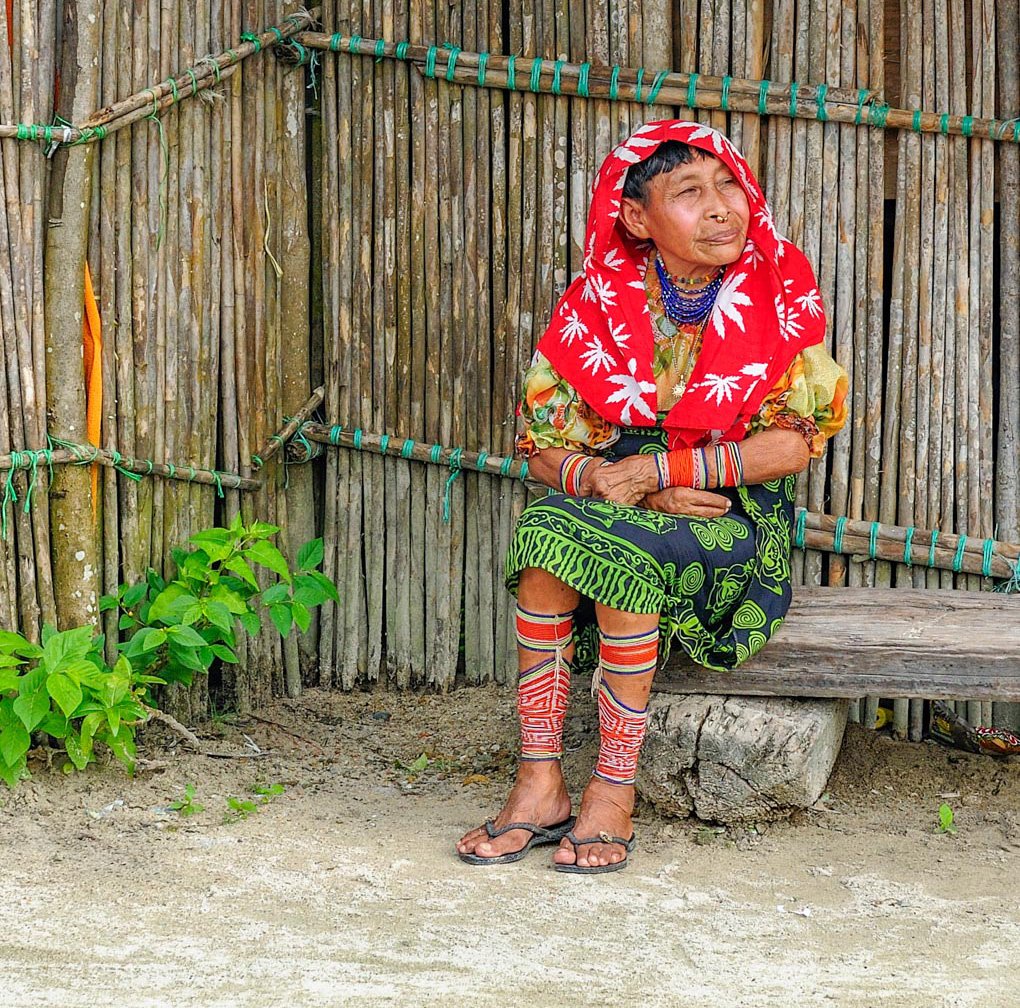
[484,818,569,840]
[565,829,636,851]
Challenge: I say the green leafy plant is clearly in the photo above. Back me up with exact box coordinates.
[0,518,337,790]
[224,781,286,822]
[938,802,958,835]
[168,783,204,817]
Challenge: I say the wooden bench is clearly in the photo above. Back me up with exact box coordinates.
[643,587,1020,823]
[657,587,1020,701]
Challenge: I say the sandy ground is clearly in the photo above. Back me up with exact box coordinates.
[0,683,1017,1008]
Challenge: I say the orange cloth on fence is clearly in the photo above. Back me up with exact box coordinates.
[82,262,102,511]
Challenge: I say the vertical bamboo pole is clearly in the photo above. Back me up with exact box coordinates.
[44,0,102,630]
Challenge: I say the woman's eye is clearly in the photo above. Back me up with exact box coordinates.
[719,177,736,187]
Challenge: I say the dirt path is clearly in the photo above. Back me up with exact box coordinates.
[1,684,1017,1007]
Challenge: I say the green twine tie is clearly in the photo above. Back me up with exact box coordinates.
[211,470,224,498]
[833,515,846,554]
[869,102,890,128]
[939,113,950,134]
[758,79,770,116]
[646,71,668,105]
[328,424,343,445]
[499,457,513,477]
[477,52,489,86]
[815,83,829,121]
[686,73,698,110]
[348,36,363,55]
[475,451,489,470]
[927,529,939,568]
[952,536,967,572]
[268,27,283,44]
[552,60,564,95]
[519,460,529,481]
[609,66,620,101]
[981,539,994,578]
[634,68,645,103]
[507,54,517,91]
[395,42,409,60]
[869,521,879,558]
[961,115,974,137]
[912,109,922,132]
[240,32,262,53]
[577,62,590,98]
[529,57,543,93]
[789,81,799,118]
[379,434,391,454]
[443,448,464,522]
[422,45,438,77]
[353,429,364,450]
[401,439,415,459]
[444,44,461,81]
[429,444,443,463]
[720,75,732,111]
[903,526,915,565]
[374,39,386,59]
[793,508,807,549]
[854,89,869,125]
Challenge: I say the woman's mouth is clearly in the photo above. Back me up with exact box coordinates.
[703,229,741,244]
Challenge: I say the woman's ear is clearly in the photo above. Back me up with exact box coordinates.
[618,197,650,240]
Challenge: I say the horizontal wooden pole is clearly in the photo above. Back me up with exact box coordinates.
[658,588,1020,701]
[0,446,260,491]
[294,32,1020,144]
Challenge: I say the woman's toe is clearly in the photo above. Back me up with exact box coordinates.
[553,839,576,865]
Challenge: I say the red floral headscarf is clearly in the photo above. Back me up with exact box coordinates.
[536,120,826,449]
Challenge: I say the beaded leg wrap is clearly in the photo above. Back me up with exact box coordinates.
[593,628,658,786]
[516,606,574,762]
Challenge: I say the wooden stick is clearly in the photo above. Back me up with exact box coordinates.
[251,385,325,469]
[293,31,1020,142]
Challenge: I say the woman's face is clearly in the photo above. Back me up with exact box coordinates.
[619,155,750,279]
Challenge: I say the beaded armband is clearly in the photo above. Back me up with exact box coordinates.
[773,412,821,452]
[559,452,598,496]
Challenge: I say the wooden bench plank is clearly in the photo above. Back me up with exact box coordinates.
[657,588,1020,701]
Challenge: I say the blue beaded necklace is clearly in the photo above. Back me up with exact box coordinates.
[654,255,725,325]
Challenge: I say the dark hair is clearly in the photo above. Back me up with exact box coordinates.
[622,140,714,203]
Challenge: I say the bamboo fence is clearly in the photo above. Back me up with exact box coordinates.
[0,1,1016,736]
[312,0,1019,737]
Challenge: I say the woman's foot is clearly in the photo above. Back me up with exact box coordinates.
[553,776,634,869]
[456,760,572,860]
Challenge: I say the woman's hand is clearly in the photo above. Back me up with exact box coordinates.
[580,455,660,505]
[642,487,732,518]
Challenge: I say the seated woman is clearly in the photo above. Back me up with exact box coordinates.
[456,120,848,874]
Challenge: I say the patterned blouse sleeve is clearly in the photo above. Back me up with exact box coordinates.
[515,352,621,458]
[748,343,849,458]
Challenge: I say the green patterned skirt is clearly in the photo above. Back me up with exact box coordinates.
[505,427,795,672]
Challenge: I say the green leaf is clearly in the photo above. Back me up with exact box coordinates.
[0,631,41,658]
[247,521,280,540]
[305,570,340,604]
[104,729,136,772]
[238,610,261,637]
[0,670,20,694]
[292,576,326,608]
[938,803,957,834]
[245,541,292,582]
[0,722,31,767]
[204,601,235,634]
[408,753,429,774]
[40,626,95,671]
[166,642,208,674]
[98,594,120,613]
[64,731,91,771]
[147,585,195,624]
[167,624,209,649]
[268,604,292,637]
[297,538,324,571]
[123,582,149,608]
[253,782,285,797]
[136,627,168,653]
[145,569,166,594]
[47,674,83,718]
[39,712,68,739]
[12,685,50,734]
[210,585,249,615]
[210,645,238,664]
[224,556,258,589]
[106,707,121,737]
[291,601,311,634]
[0,754,24,788]
[261,583,290,605]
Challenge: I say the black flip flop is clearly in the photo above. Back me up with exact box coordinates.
[458,816,576,866]
[553,829,636,874]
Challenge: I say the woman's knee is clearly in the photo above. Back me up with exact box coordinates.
[517,567,580,612]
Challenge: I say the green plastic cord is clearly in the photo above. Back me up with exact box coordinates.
[903,526,915,564]
[374,39,386,59]
[443,448,464,522]
[424,45,438,78]
[477,52,489,86]
[395,42,409,60]
[444,44,461,82]
[868,521,878,558]
[240,31,262,53]
[609,66,620,101]
[552,59,564,95]
[940,113,950,134]
[634,68,645,103]
[529,56,543,92]
[912,109,922,132]
[758,79,770,115]
[788,81,799,117]
[815,83,829,121]
[952,536,967,572]
[833,515,847,554]
[720,75,732,111]
[507,54,517,90]
[927,529,939,567]
[646,70,668,105]
[577,62,590,98]
[686,72,698,109]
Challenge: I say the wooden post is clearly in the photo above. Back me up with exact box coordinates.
[44,0,102,630]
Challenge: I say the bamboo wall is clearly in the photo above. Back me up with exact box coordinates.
[314,0,1019,735]
[0,2,1016,736]
[0,2,315,716]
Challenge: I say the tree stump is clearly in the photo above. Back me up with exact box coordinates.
[637,694,849,824]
